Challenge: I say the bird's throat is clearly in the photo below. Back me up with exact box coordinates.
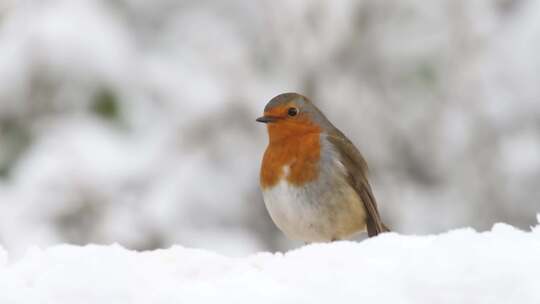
[260,132,321,189]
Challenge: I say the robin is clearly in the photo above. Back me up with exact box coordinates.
[256,93,389,242]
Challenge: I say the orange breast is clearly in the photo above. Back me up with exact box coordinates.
[260,131,321,189]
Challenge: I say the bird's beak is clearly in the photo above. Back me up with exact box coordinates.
[256,116,278,123]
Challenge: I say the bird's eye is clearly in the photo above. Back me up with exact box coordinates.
[287,107,298,117]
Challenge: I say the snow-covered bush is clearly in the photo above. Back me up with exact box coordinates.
[0,1,539,255]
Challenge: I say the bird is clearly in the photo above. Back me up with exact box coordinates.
[256,92,389,242]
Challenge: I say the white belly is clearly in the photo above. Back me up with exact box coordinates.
[261,167,367,242]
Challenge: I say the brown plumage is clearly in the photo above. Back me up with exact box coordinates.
[326,131,388,236]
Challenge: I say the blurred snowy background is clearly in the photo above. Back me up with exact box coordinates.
[0,0,539,257]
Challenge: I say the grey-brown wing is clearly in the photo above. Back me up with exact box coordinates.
[327,132,389,237]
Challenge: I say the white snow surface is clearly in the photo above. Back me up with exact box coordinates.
[1,221,539,304]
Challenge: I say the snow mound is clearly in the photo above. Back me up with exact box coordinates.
[1,222,539,303]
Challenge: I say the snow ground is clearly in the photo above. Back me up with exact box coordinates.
[0,219,539,304]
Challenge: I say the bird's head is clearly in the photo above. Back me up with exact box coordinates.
[256,93,328,143]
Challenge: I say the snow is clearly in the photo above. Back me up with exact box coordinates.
[0,221,539,303]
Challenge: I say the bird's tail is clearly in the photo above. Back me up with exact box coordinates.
[366,218,391,237]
